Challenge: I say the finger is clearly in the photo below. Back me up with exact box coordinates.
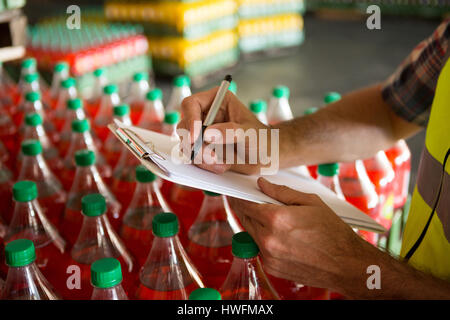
[257,177,321,206]
[204,122,246,144]
[228,197,279,226]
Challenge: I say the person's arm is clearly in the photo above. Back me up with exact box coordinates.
[228,178,450,299]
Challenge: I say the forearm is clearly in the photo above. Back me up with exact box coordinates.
[337,238,450,299]
[273,84,422,168]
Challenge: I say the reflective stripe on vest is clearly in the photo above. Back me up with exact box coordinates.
[400,57,450,281]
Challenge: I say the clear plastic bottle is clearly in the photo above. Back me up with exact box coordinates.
[189,288,221,300]
[136,212,204,300]
[187,191,241,289]
[0,161,14,224]
[127,72,150,124]
[61,119,112,189]
[267,85,293,125]
[86,68,108,118]
[166,75,191,114]
[61,150,121,245]
[20,112,62,174]
[14,73,41,114]
[104,104,132,167]
[249,99,268,124]
[120,165,170,266]
[90,257,129,300]
[0,100,18,162]
[58,98,88,155]
[94,84,121,142]
[16,58,48,103]
[53,77,78,132]
[1,239,61,300]
[138,88,165,132]
[49,62,70,107]
[17,140,67,226]
[65,193,134,299]
[303,106,320,179]
[162,111,180,137]
[317,163,345,200]
[5,181,67,289]
[384,140,411,210]
[220,232,280,300]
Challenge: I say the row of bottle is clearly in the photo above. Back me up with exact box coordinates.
[248,87,411,246]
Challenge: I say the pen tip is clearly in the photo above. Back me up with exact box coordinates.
[224,74,232,82]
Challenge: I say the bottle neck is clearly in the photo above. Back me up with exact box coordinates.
[50,71,69,97]
[91,284,128,300]
[167,86,191,112]
[267,97,293,124]
[98,93,120,116]
[56,87,77,111]
[92,76,108,100]
[64,131,96,164]
[317,174,345,200]
[19,154,57,184]
[130,80,149,99]
[140,99,165,124]
[62,108,86,131]
[23,124,52,149]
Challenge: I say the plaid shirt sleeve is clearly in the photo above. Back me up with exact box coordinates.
[382,20,450,127]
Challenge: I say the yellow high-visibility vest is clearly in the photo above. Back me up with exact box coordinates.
[400,57,450,281]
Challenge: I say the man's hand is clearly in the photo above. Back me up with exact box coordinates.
[178,87,270,175]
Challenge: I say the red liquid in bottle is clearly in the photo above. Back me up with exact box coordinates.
[136,279,199,300]
[385,140,411,209]
[120,223,153,266]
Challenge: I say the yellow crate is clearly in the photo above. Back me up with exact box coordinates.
[238,13,303,37]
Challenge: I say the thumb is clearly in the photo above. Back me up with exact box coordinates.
[257,177,320,206]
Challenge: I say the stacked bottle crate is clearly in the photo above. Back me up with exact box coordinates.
[105,0,239,85]
[26,18,152,99]
[237,0,305,56]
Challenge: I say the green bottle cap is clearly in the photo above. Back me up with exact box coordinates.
[189,288,222,300]
[133,72,148,82]
[113,104,130,117]
[203,190,220,197]
[146,88,162,101]
[75,149,96,167]
[25,113,43,127]
[249,100,267,113]
[93,68,105,77]
[61,77,76,89]
[91,258,123,288]
[67,98,83,110]
[324,92,341,104]
[25,91,40,102]
[232,231,259,259]
[21,58,36,69]
[136,165,156,183]
[81,193,106,217]
[318,163,339,177]
[152,212,179,238]
[173,75,190,87]
[272,86,290,98]
[24,73,38,83]
[21,139,42,156]
[13,180,38,202]
[71,119,89,133]
[303,107,318,115]
[5,239,36,267]
[54,62,69,73]
[103,84,118,95]
[228,81,237,94]
[164,111,180,125]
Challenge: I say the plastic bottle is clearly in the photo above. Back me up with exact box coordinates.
[220,232,280,300]
[58,98,87,155]
[138,88,165,132]
[53,77,78,131]
[0,161,14,223]
[249,99,268,124]
[267,85,293,125]
[127,72,150,123]
[162,111,180,137]
[363,151,395,232]
[94,84,121,142]
[14,72,41,112]
[317,163,345,200]
[1,239,60,300]
[136,212,204,300]
[166,75,191,114]
[86,68,108,118]
[189,288,221,300]
[61,150,121,245]
[120,166,170,266]
[61,119,112,189]
[90,257,129,300]
[0,61,15,111]
[384,140,411,210]
[303,107,320,179]
[20,113,62,174]
[16,58,48,104]
[104,104,132,167]
[17,140,67,226]
[65,193,134,299]
[187,191,241,289]
[0,101,18,162]
[49,62,70,107]
[5,181,67,285]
